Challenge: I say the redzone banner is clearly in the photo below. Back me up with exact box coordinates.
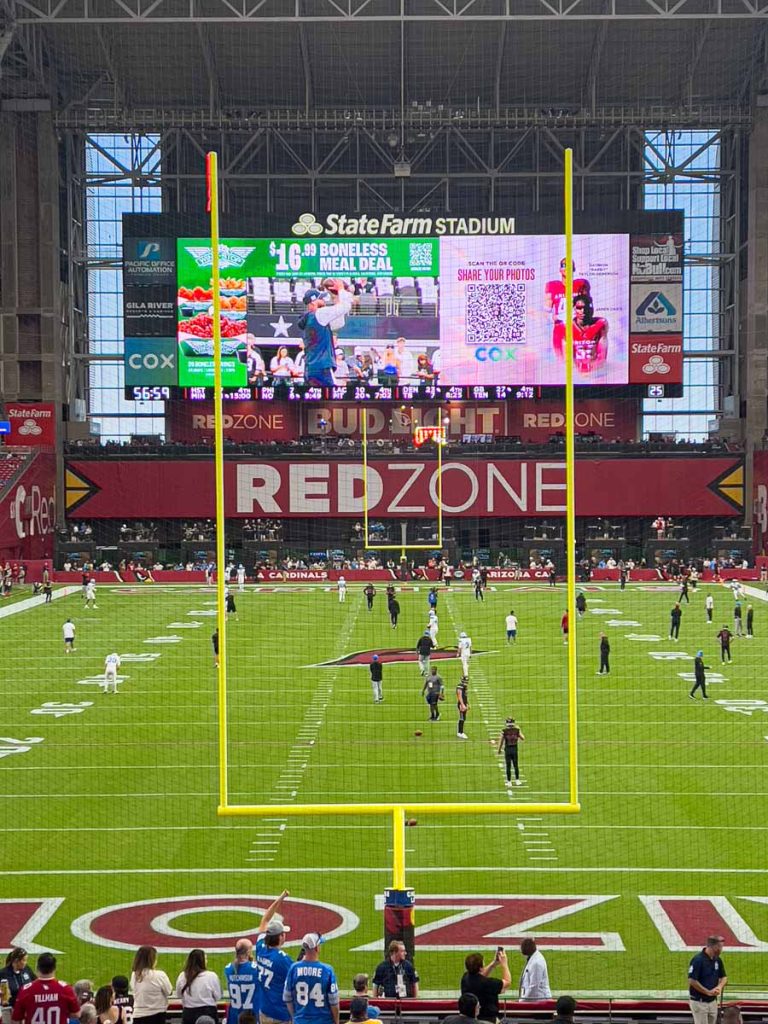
[167,401,301,442]
[0,453,56,559]
[4,402,56,448]
[66,456,743,519]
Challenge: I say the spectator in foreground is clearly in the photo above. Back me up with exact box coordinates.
[443,993,479,1024]
[0,948,36,1006]
[111,976,133,1024]
[348,997,372,1023]
[175,950,222,1024]
[282,933,339,1024]
[553,996,577,1023]
[130,945,172,1024]
[460,950,511,1022]
[372,941,419,999]
[94,985,119,1024]
[518,939,551,1001]
[11,953,80,1024]
[74,981,96,1006]
[81,1005,98,1024]
[350,975,379,1019]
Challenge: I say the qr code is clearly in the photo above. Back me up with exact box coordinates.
[409,242,433,270]
[466,283,527,345]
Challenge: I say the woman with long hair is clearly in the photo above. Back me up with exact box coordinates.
[0,948,36,1006]
[94,986,120,1024]
[175,949,222,1024]
[130,946,172,1024]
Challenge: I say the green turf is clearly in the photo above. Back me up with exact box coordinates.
[1,581,766,998]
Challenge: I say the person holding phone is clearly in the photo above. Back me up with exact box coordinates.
[460,951,511,1023]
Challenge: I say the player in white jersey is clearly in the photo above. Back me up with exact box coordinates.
[458,631,472,676]
[236,564,246,591]
[62,618,76,653]
[102,652,121,693]
[705,593,714,623]
[337,575,347,602]
[84,580,98,609]
[428,609,438,645]
[730,579,743,600]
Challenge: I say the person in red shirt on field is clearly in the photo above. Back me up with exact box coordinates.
[12,953,80,1024]
[561,611,569,645]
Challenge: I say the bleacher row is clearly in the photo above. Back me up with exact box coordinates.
[248,278,438,316]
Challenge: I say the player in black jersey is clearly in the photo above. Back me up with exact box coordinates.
[497,717,526,787]
[364,583,376,611]
[456,676,469,739]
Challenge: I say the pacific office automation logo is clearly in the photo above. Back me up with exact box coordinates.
[186,245,256,269]
[292,213,324,236]
[136,241,162,261]
[641,354,671,375]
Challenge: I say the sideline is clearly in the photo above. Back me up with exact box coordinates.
[0,586,80,619]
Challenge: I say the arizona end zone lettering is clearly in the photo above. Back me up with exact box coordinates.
[3,896,768,955]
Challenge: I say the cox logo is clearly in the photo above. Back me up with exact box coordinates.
[128,352,175,371]
[475,346,516,362]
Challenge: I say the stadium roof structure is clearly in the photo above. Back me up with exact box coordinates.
[1,0,765,131]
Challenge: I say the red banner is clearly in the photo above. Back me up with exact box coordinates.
[0,453,56,559]
[507,400,638,442]
[628,334,683,385]
[167,401,301,442]
[66,456,743,519]
[4,403,56,448]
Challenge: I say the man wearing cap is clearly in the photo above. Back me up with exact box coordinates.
[283,934,338,1024]
[688,936,727,1024]
[296,281,353,388]
[416,631,434,677]
[256,918,293,1024]
[223,890,290,1024]
[372,941,419,999]
[689,652,710,700]
[369,655,383,704]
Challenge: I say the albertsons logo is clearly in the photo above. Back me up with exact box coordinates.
[635,290,677,325]
[186,244,255,268]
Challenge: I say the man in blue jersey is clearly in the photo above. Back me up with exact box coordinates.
[224,940,259,1024]
[225,890,291,1024]
[256,917,293,1024]
[283,934,339,1024]
[297,282,353,388]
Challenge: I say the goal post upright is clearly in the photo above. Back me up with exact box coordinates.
[208,150,229,811]
[564,147,580,807]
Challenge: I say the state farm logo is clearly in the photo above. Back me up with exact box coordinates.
[292,213,323,236]
[642,354,671,375]
[17,418,43,436]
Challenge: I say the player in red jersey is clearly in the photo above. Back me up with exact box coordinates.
[552,296,609,373]
[544,258,591,323]
[12,954,80,1024]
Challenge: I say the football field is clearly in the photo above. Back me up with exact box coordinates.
[1,580,767,998]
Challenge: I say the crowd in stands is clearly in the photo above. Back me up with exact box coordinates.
[63,435,742,458]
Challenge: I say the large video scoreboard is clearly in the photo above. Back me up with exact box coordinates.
[122,211,684,401]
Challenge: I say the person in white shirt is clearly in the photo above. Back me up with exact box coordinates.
[706,593,714,624]
[395,337,416,381]
[130,944,172,1024]
[84,580,98,609]
[62,619,76,653]
[175,949,222,1024]
[236,564,246,592]
[428,609,438,645]
[458,632,472,676]
[102,653,121,694]
[337,576,347,603]
[505,611,518,644]
[518,938,551,1001]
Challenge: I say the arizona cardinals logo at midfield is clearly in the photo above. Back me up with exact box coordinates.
[306,647,493,668]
